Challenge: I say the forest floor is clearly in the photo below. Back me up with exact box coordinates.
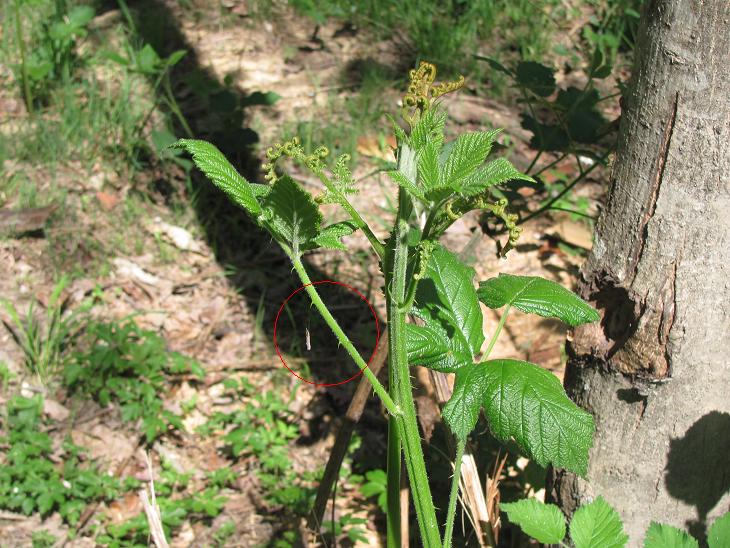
[0,1,618,546]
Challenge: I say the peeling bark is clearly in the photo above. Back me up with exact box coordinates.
[548,0,730,544]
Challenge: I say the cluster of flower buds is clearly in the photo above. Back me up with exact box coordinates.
[401,61,465,126]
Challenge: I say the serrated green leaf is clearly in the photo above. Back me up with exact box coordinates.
[173,139,262,216]
[409,108,446,151]
[644,523,699,548]
[478,274,599,327]
[307,221,358,251]
[457,157,533,196]
[261,176,322,252]
[481,359,594,475]
[416,245,484,358]
[440,130,501,189]
[387,169,424,200]
[708,512,730,548]
[406,322,469,373]
[442,365,492,440]
[502,499,566,544]
[417,140,440,191]
[571,496,628,548]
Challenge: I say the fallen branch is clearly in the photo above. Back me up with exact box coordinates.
[307,329,389,535]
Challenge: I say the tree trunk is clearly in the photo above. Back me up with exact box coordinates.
[548,0,730,543]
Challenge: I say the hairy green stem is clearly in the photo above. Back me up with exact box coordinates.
[313,171,385,260]
[443,438,466,548]
[386,415,401,547]
[291,256,399,416]
[387,183,442,547]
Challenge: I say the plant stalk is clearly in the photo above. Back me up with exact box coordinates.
[14,0,33,115]
[291,256,399,417]
[443,438,466,548]
[386,176,442,546]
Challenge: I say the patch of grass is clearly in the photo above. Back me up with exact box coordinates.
[1,275,91,386]
[283,64,396,161]
[64,317,205,443]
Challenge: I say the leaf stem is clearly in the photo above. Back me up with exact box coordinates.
[484,305,511,360]
[443,438,466,548]
[291,256,400,417]
[314,171,386,260]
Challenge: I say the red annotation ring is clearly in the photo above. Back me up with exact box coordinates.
[273,280,380,387]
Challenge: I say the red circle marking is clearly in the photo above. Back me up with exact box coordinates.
[273,280,380,387]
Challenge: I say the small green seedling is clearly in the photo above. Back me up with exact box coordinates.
[177,61,599,547]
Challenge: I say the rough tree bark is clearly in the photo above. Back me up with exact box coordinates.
[548,0,730,543]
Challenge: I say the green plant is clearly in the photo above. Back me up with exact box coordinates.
[31,530,58,548]
[0,394,121,524]
[503,496,730,547]
[10,0,95,110]
[2,275,91,386]
[64,318,204,442]
[176,61,599,547]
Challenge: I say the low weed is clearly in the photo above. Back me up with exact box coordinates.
[99,458,227,546]
[198,377,319,539]
[64,318,204,443]
[0,394,123,524]
[504,495,730,547]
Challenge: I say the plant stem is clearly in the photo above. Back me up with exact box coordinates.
[14,0,33,115]
[518,151,608,226]
[484,305,511,360]
[386,174,442,546]
[386,415,401,547]
[290,256,399,417]
[442,438,466,548]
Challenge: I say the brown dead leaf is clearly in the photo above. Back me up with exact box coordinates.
[553,219,593,250]
[43,399,70,422]
[108,492,143,524]
[96,191,120,211]
[356,134,396,160]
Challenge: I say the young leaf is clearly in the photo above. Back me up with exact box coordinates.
[416,246,484,358]
[307,221,358,251]
[457,157,534,197]
[387,170,424,200]
[480,359,594,475]
[570,496,628,548]
[708,512,730,548]
[173,139,262,216]
[478,274,599,326]
[409,108,447,151]
[261,176,322,253]
[501,499,566,544]
[440,130,501,189]
[417,140,441,192]
[643,523,699,548]
[406,322,469,374]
